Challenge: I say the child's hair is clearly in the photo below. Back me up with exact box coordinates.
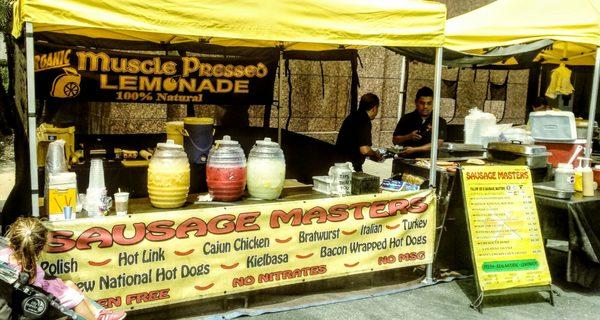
[5,217,48,281]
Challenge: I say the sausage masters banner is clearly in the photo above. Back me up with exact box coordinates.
[41,190,435,311]
[33,45,279,105]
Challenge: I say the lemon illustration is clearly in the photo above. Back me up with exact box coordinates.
[163,77,178,92]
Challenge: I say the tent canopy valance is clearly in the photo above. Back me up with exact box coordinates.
[12,0,447,50]
[445,0,600,52]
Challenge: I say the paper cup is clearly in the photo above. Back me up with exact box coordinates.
[114,192,130,216]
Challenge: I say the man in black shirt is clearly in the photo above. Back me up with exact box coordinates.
[393,86,447,158]
[336,93,383,172]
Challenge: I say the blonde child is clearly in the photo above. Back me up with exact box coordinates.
[0,217,126,320]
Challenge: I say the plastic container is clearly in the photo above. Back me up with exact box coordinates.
[313,176,333,195]
[148,140,190,208]
[554,163,575,192]
[183,117,214,164]
[464,108,496,145]
[206,135,247,201]
[247,138,286,200]
[329,163,353,196]
[574,157,584,192]
[581,158,595,197]
[165,121,184,145]
[594,165,600,185]
[575,119,598,140]
[529,111,577,142]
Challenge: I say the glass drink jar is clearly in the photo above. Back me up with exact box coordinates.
[206,135,246,201]
[148,140,190,208]
[247,138,286,200]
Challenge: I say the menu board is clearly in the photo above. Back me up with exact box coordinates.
[461,165,551,292]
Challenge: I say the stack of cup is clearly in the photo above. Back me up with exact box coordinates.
[45,140,68,174]
[85,159,108,217]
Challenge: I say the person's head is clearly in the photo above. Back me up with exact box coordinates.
[415,86,434,118]
[6,217,48,280]
[358,93,380,120]
[532,96,550,112]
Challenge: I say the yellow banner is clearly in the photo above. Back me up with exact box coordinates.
[461,166,551,292]
[40,190,435,311]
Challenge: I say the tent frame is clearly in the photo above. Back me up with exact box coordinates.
[20,22,445,286]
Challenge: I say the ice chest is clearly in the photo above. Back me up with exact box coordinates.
[535,139,585,168]
[529,111,577,142]
[351,172,380,195]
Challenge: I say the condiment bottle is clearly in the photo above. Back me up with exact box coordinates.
[554,163,575,192]
[206,135,246,201]
[148,140,190,208]
[247,138,286,200]
[581,157,595,197]
[574,157,584,192]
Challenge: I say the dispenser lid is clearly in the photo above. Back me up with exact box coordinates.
[256,137,279,147]
[215,135,239,146]
[157,139,184,150]
[184,117,213,125]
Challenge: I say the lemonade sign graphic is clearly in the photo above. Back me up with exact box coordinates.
[50,67,81,98]
[34,46,278,105]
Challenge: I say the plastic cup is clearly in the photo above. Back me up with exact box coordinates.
[46,140,67,174]
[63,206,73,220]
[88,159,106,189]
[114,192,129,216]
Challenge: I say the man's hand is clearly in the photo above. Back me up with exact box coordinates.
[369,151,384,162]
[408,130,422,141]
[400,146,417,156]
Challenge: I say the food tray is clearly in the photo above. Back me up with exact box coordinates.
[533,181,573,199]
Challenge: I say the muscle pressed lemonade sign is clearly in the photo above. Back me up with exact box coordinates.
[461,166,551,292]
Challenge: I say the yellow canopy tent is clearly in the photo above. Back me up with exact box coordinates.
[12,0,446,50]
[11,2,448,286]
[446,0,600,66]
[444,0,600,157]
[445,0,600,52]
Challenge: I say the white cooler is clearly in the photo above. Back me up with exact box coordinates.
[529,111,577,142]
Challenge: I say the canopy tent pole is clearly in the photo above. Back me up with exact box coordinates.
[425,47,443,284]
[25,22,39,217]
[396,56,407,122]
[277,52,283,143]
[585,47,600,158]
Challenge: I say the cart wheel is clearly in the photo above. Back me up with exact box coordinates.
[63,82,80,97]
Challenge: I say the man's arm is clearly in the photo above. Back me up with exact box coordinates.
[393,130,422,145]
[401,139,444,156]
[359,145,383,161]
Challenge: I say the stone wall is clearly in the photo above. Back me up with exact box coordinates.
[406,63,529,126]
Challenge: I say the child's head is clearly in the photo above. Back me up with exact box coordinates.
[5,217,48,279]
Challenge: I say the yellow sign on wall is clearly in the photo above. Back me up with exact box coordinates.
[41,190,435,311]
[461,166,551,292]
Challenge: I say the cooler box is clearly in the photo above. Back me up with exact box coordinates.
[535,139,586,168]
[529,111,577,142]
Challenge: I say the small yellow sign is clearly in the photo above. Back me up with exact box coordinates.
[461,165,551,292]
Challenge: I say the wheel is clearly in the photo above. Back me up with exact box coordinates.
[63,82,80,97]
